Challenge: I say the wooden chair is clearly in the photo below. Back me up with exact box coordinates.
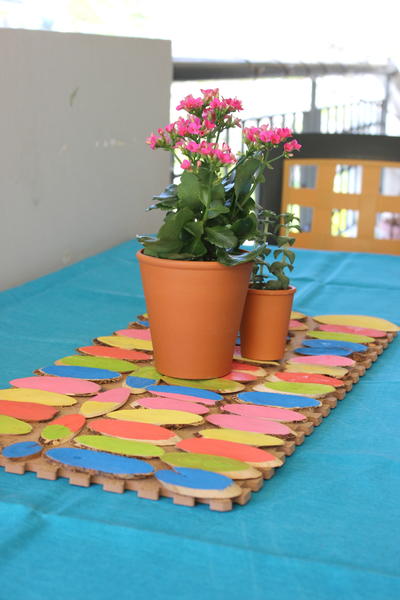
[263,134,400,254]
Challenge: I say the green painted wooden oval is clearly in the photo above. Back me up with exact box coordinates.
[199,428,284,447]
[162,452,249,472]
[75,435,165,458]
[253,381,335,397]
[0,414,32,435]
[41,424,70,441]
[96,336,153,351]
[306,330,374,344]
[57,355,138,373]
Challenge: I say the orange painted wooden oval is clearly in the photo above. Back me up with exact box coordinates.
[88,417,177,443]
[0,400,57,422]
[176,437,280,465]
[271,372,344,387]
[77,345,152,361]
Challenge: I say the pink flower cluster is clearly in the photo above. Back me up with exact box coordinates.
[181,141,236,169]
[176,88,243,115]
[243,124,301,155]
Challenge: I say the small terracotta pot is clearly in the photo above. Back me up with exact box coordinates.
[137,251,253,379]
[240,286,296,361]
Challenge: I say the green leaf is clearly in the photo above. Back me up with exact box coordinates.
[216,244,266,266]
[184,221,204,237]
[141,238,183,257]
[231,214,257,239]
[234,157,261,200]
[158,207,194,240]
[283,249,296,264]
[153,184,178,200]
[204,226,238,249]
[185,237,207,257]
[177,171,202,209]
[207,200,230,219]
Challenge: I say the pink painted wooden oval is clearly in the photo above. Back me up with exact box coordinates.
[222,403,306,422]
[318,324,386,338]
[288,355,355,367]
[272,372,344,387]
[92,388,130,404]
[206,413,293,436]
[224,371,257,382]
[114,328,152,340]
[133,396,208,415]
[10,376,100,396]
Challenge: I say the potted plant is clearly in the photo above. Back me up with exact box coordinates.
[137,88,301,378]
[240,208,301,361]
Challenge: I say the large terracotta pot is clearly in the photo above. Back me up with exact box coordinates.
[137,251,253,379]
[240,286,296,361]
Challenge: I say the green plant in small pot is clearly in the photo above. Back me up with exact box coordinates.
[240,209,301,361]
[137,88,301,378]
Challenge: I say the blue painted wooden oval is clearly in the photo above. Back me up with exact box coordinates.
[302,339,367,352]
[294,347,352,357]
[238,391,321,408]
[2,441,42,459]
[147,385,221,402]
[155,467,233,490]
[125,375,157,389]
[45,447,154,475]
[137,319,149,327]
[39,365,120,381]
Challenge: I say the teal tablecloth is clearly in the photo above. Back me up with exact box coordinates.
[0,240,399,600]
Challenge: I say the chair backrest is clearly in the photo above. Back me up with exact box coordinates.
[278,134,400,254]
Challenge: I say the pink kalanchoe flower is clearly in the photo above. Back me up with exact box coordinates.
[199,141,214,155]
[176,117,189,136]
[224,97,243,112]
[187,116,202,134]
[176,94,203,111]
[165,123,176,133]
[181,159,192,170]
[209,97,224,110]
[185,141,200,152]
[201,88,219,101]
[146,133,159,149]
[203,119,216,131]
[284,139,302,153]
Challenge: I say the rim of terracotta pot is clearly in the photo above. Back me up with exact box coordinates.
[136,249,250,271]
[246,285,296,296]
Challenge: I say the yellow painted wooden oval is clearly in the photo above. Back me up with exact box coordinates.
[291,311,306,320]
[199,428,285,447]
[96,336,153,351]
[313,314,399,332]
[284,363,349,378]
[306,330,374,344]
[0,388,77,406]
[107,408,203,426]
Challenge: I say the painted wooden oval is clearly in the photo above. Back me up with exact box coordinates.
[41,414,86,443]
[313,314,399,332]
[96,336,153,351]
[74,435,165,458]
[294,347,353,357]
[306,330,373,344]
[199,428,285,447]
[0,415,32,435]
[224,371,258,382]
[253,381,335,397]
[291,311,306,320]
[0,400,58,421]
[114,328,151,340]
[108,408,203,426]
[124,375,160,394]
[161,452,259,479]
[270,372,344,387]
[222,403,306,422]
[2,441,42,460]
[318,324,386,338]
[206,414,294,436]
[301,339,367,353]
[288,355,356,367]
[176,438,282,467]
[37,365,121,382]
[231,362,266,377]
[161,375,245,394]
[79,388,130,418]
[238,391,321,408]
[45,447,154,476]
[57,355,137,373]
[0,388,76,407]
[88,418,180,445]
[233,348,279,366]
[155,467,238,497]
[147,385,221,405]
[284,363,349,378]
[77,345,152,361]
[133,396,208,415]
[9,377,99,396]
[289,319,308,331]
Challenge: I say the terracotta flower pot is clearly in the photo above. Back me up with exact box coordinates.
[240,286,296,361]
[137,251,253,379]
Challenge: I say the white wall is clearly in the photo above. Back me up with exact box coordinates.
[0,29,171,290]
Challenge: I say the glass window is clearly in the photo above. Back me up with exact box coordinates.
[380,167,400,196]
[374,212,400,240]
[333,164,362,194]
[331,208,359,237]
[289,165,317,189]
[287,204,313,232]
